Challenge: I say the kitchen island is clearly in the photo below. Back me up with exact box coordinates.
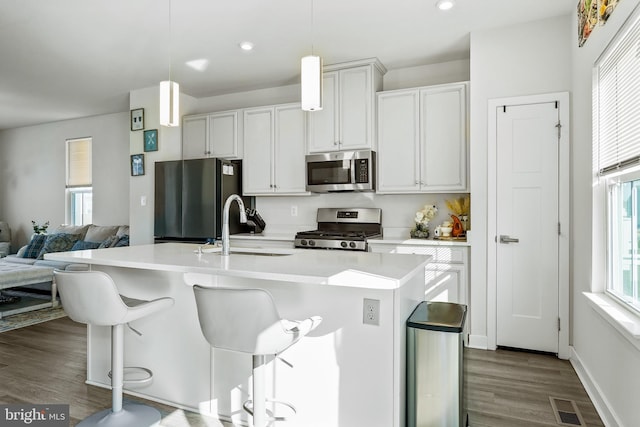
[46,243,430,427]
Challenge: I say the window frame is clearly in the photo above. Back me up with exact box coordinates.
[65,137,93,226]
[606,169,640,314]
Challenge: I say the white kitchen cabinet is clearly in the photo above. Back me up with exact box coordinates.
[377,82,468,193]
[369,240,469,342]
[368,241,469,306]
[182,114,208,159]
[182,110,241,159]
[308,58,385,153]
[243,103,308,195]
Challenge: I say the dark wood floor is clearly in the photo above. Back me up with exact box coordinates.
[0,317,604,427]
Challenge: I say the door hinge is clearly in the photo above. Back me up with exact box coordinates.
[555,121,562,139]
[558,222,561,236]
[558,317,561,331]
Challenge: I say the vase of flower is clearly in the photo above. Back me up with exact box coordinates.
[410,204,438,239]
[410,223,430,239]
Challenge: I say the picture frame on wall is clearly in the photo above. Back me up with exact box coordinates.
[577,0,598,47]
[144,129,158,152]
[598,0,619,25]
[131,108,144,131]
[131,154,145,176]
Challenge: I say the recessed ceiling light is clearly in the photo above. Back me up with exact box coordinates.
[239,41,254,51]
[436,0,455,11]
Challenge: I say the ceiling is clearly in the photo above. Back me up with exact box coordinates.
[0,0,574,130]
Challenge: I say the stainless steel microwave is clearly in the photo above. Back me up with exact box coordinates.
[305,150,376,192]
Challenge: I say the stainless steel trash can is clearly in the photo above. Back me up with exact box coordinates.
[407,301,467,427]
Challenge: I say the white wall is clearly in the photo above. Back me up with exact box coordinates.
[468,15,571,348]
[127,86,198,245]
[0,112,130,250]
[571,1,640,426]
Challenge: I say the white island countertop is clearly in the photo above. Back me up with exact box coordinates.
[45,243,430,290]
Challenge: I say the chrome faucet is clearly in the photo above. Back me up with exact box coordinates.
[222,194,247,256]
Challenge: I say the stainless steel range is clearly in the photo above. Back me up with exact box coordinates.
[294,208,382,251]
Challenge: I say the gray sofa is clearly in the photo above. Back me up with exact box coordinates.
[0,224,129,318]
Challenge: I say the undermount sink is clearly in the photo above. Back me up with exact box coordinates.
[198,247,294,256]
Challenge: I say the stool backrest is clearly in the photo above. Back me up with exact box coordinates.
[193,286,282,354]
[54,270,130,326]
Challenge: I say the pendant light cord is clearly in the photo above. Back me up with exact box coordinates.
[310,0,314,55]
[168,0,172,83]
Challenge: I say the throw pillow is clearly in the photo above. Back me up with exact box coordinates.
[71,240,101,251]
[113,234,129,247]
[37,233,81,260]
[84,225,120,243]
[22,234,48,258]
[98,235,119,248]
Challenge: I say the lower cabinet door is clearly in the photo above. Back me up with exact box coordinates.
[424,263,465,304]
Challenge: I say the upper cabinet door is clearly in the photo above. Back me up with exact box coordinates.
[420,83,467,191]
[243,108,274,194]
[274,105,307,194]
[339,65,373,151]
[376,90,421,193]
[307,71,339,153]
[209,111,240,159]
[182,115,208,160]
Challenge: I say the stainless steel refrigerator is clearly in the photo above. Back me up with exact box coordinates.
[154,158,252,242]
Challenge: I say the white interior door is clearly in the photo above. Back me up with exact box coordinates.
[496,102,559,353]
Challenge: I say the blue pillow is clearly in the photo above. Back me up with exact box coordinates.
[22,234,47,258]
[71,240,101,251]
[37,233,81,260]
[98,235,119,248]
[113,234,129,247]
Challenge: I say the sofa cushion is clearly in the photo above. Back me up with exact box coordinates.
[22,234,48,258]
[51,224,90,240]
[85,225,121,243]
[98,235,119,248]
[71,240,101,251]
[2,255,37,266]
[37,233,81,260]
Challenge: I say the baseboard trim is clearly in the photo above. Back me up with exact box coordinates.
[569,346,620,427]
[468,334,488,349]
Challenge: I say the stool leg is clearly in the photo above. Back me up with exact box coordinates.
[77,323,161,427]
[111,324,124,413]
[252,355,267,427]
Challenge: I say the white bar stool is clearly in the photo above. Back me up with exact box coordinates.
[193,286,321,427]
[54,270,174,427]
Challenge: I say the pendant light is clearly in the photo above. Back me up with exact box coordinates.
[301,0,322,111]
[160,0,179,127]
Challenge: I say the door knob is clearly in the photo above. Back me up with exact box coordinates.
[499,235,519,244]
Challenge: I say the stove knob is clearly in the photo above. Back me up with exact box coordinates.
[309,240,316,247]
[349,241,357,248]
[340,241,348,248]
[300,240,308,246]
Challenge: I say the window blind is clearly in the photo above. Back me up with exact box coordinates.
[66,138,92,187]
[595,8,640,176]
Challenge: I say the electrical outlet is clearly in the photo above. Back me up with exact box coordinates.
[291,206,298,217]
[363,298,380,326]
